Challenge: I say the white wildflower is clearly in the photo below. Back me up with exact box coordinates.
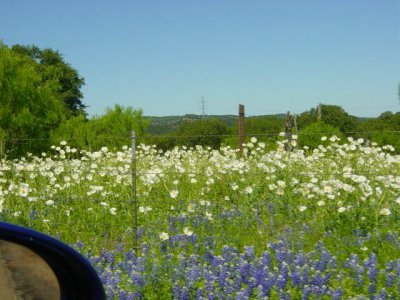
[159,232,169,241]
[45,200,54,206]
[170,190,179,199]
[379,208,391,216]
[18,183,30,197]
[298,206,307,212]
[183,227,193,236]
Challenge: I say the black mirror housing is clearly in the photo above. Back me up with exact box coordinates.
[0,221,105,300]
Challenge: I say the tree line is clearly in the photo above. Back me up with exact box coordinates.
[0,42,148,157]
[148,106,400,152]
[1,41,399,157]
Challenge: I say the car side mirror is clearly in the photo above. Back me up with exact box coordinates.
[0,221,105,300]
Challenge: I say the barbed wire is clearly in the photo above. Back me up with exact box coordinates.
[2,167,398,178]
[1,130,400,143]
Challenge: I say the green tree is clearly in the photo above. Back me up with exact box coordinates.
[50,113,88,150]
[0,42,66,156]
[51,105,150,151]
[245,116,285,135]
[176,119,230,149]
[87,105,149,150]
[356,111,400,151]
[298,104,358,133]
[298,121,343,149]
[223,116,286,150]
[11,44,86,115]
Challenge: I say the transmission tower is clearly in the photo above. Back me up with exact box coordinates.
[201,97,206,119]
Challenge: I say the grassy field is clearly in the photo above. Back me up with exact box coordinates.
[1,136,399,299]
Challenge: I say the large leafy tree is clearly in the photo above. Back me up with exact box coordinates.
[357,111,400,151]
[0,42,67,155]
[176,119,229,149]
[11,44,86,115]
[51,105,150,151]
[298,104,358,133]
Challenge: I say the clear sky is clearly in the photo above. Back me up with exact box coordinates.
[1,0,399,117]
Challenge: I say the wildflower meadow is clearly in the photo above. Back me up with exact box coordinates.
[1,136,400,299]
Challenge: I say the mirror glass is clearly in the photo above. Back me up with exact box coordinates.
[0,240,60,300]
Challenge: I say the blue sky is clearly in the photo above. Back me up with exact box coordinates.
[1,0,399,117]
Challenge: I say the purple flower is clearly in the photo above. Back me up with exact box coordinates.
[195,288,204,300]
[181,286,190,300]
[294,253,306,267]
[331,287,343,300]
[173,284,180,299]
[276,262,289,289]
[365,253,378,283]
[301,284,311,300]
[291,266,302,286]
[186,266,200,287]
[242,246,255,261]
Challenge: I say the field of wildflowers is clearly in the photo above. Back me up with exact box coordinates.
[0,136,400,299]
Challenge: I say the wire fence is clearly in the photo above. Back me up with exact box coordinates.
[1,130,400,143]
[0,130,399,253]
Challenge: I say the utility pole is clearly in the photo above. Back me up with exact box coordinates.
[201,97,206,120]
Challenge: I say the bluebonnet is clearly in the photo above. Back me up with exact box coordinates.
[28,209,38,220]
[331,287,343,300]
[173,283,180,299]
[365,253,378,283]
[291,266,302,286]
[136,226,145,239]
[276,262,289,290]
[301,284,312,300]
[195,288,204,300]
[344,254,364,287]
[385,271,396,288]
[80,238,400,299]
[181,286,190,300]
[242,246,255,261]
[375,288,387,300]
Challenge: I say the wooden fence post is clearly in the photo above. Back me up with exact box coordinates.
[131,130,138,253]
[285,111,292,151]
[238,104,245,155]
[317,103,322,121]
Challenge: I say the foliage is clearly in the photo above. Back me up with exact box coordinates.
[298,104,358,133]
[355,111,400,151]
[297,121,343,149]
[146,115,238,135]
[50,113,88,150]
[175,119,230,149]
[0,137,399,298]
[0,42,66,156]
[11,44,86,115]
[51,105,150,151]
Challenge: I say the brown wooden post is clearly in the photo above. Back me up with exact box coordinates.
[131,130,138,254]
[238,104,245,155]
[317,103,322,121]
[285,111,292,151]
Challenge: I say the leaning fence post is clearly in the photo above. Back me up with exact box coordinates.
[131,130,138,253]
[238,104,245,155]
